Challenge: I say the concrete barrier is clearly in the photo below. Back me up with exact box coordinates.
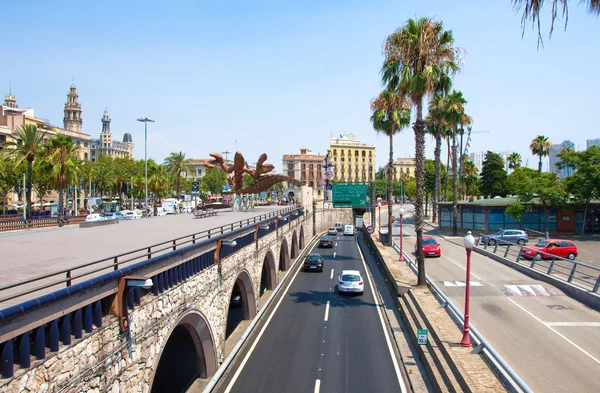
[79,220,119,228]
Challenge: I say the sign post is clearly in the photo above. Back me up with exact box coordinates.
[417,328,429,345]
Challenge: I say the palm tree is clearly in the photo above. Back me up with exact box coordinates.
[426,93,451,223]
[463,160,478,197]
[164,151,194,200]
[148,165,170,216]
[507,152,522,170]
[2,124,46,220]
[44,134,80,215]
[530,135,552,176]
[382,17,459,285]
[370,90,412,246]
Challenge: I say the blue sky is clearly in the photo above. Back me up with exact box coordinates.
[3,1,599,172]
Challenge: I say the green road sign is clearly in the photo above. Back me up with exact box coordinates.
[417,328,428,345]
[332,183,367,207]
[191,181,200,194]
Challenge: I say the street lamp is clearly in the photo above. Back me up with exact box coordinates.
[137,117,155,218]
[461,231,475,347]
[377,201,382,229]
[398,206,405,262]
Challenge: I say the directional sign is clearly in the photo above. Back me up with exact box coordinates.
[366,225,374,234]
[191,181,200,195]
[417,328,429,345]
[332,183,367,207]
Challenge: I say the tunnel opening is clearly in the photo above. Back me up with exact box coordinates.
[260,251,276,296]
[151,325,199,393]
[226,271,256,339]
[299,226,305,249]
[279,239,290,271]
[291,232,298,259]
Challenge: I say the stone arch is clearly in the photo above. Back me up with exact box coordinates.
[279,238,290,271]
[291,231,299,259]
[260,250,277,295]
[299,225,305,250]
[149,309,217,393]
[231,269,257,321]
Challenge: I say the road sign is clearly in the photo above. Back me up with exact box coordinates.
[191,181,200,195]
[366,225,374,234]
[332,183,367,207]
[417,329,428,345]
[324,169,335,180]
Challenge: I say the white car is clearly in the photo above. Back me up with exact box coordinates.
[124,211,142,220]
[343,224,354,236]
[327,227,338,236]
[85,213,107,222]
[338,270,364,295]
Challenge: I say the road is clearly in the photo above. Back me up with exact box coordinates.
[217,232,407,393]
[384,205,600,393]
[0,206,285,308]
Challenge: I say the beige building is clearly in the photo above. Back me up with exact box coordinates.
[330,134,376,183]
[188,158,235,180]
[392,157,416,181]
[90,108,134,162]
[282,147,325,189]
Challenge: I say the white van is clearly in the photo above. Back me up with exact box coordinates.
[343,224,354,236]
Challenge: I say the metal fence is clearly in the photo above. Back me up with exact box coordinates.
[0,216,86,231]
[392,241,533,393]
[475,236,600,293]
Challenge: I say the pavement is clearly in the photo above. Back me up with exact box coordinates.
[0,206,283,308]
[380,205,600,393]
[214,231,423,393]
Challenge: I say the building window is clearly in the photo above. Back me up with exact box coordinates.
[301,163,306,169]
[333,149,337,155]
[362,151,366,157]
[84,142,88,147]
[369,151,372,157]
[309,164,313,170]
[84,153,88,161]
[288,163,293,170]
[197,169,202,175]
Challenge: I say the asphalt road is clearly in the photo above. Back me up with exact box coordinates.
[383,206,600,393]
[218,232,407,393]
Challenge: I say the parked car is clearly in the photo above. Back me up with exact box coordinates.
[521,239,578,261]
[319,236,334,248]
[481,230,528,246]
[338,270,364,295]
[124,211,142,220]
[327,227,338,236]
[303,253,324,272]
[105,212,125,221]
[417,236,441,257]
[85,213,107,222]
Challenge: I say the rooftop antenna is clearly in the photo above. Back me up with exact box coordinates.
[235,140,238,152]
[222,151,232,161]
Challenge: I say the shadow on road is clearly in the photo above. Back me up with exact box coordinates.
[287,290,377,308]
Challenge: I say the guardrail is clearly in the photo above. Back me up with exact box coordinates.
[392,241,533,393]
[0,206,300,306]
[476,236,600,293]
[0,216,86,231]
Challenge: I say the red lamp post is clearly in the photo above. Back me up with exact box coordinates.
[461,231,475,347]
[398,206,405,262]
[377,201,382,230]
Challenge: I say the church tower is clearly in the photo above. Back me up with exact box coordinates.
[101,107,111,134]
[100,108,113,153]
[4,87,18,108]
[63,83,83,132]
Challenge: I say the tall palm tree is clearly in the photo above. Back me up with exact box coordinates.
[530,135,552,176]
[148,165,170,216]
[164,151,194,200]
[370,90,412,246]
[507,152,522,170]
[463,160,478,197]
[458,117,472,201]
[2,124,46,220]
[426,93,451,223]
[44,134,80,215]
[382,17,459,285]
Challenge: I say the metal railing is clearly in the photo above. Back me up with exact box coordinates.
[0,215,86,231]
[0,206,300,306]
[392,241,533,393]
[476,236,600,293]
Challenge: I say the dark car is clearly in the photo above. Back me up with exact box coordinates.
[303,253,324,272]
[481,230,528,246]
[319,236,334,248]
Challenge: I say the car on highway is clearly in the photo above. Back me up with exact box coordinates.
[303,253,324,272]
[334,222,344,232]
[85,213,107,222]
[343,224,354,236]
[338,270,364,295]
[481,229,528,246]
[124,211,142,220]
[319,235,334,248]
[327,227,338,236]
[417,236,441,257]
[105,212,125,221]
[521,239,578,261]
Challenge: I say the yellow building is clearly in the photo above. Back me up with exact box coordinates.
[330,134,376,183]
[392,157,416,181]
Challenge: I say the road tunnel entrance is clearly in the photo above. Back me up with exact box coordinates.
[260,251,277,296]
[226,271,256,338]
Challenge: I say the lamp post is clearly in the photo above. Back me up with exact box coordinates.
[377,201,382,229]
[461,231,475,347]
[398,206,405,262]
[137,117,155,218]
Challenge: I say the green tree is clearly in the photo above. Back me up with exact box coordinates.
[480,151,508,197]
[374,178,388,198]
[164,151,194,199]
[426,93,451,223]
[148,164,170,216]
[507,152,522,170]
[2,124,46,220]
[31,161,54,212]
[202,168,227,195]
[557,146,600,234]
[530,135,552,176]
[370,89,412,245]
[243,173,254,189]
[382,17,458,285]
[0,157,23,214]
[43,134,80,215]
[463,160,479,197]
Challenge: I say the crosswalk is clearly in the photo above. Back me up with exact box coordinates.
[443,281,484,287]
[501,284,564,297]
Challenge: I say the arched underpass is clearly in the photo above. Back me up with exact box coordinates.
[279,239,290,271]
[291,231,298,259]
[299,225,305,249]
[260,251,277,297]
[226,270,256,339]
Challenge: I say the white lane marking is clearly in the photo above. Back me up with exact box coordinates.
[224,252,305,393]
[324,301,330,322]
[355,239,408,393]
[333,252,336,259]
[314,379,321,393]
[330,268,334,279]
[506,298,600,365]
[335,243,338,247]
[545,322,600,327]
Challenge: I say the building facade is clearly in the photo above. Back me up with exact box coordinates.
[468,151,485,173]
[330,134,375,183]
[282,147,325,189]
[587,138,600,149]
[548,140,575,178]
[392,157,415,180]
[90,108,134,162]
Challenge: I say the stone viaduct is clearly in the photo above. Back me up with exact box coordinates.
[0,189,354,393]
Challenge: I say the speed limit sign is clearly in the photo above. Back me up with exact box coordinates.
[366,225,375,234]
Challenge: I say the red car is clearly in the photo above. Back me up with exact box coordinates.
[417,236,441,257]
[521,239,578,261]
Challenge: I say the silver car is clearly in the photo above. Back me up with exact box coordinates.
[338,270,364,295]
[481,230,528,246]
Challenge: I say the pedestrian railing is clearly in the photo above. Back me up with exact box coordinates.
[0,206,300,306]
[0,216,86,232]
[392,241,533,393]
[476,236,600,293]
